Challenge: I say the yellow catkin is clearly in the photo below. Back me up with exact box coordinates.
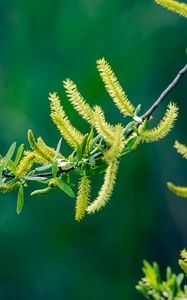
[15,151,35,178]
[97,58,134,117]
[167,182,187,197]
[0,181,22,193]
[28,130,55,164]
[155,0,187,18]
[92,105,114,144]
[181,249,187,262]
[31,178,59,196]
[75,175,91,221]
[141,103,178,143]
[87,123,124,214]
[174,140,187,159]
[48,178,59,187]
[63,79,94,125]
[49,92,83,149]
[31,186,54,196]
[37,137,55,160]
[104,124,124,162]
[86,159,119,214]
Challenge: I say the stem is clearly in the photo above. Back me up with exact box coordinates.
[126,63,187,137]
[3,63,187,179]
[141,63,187,121]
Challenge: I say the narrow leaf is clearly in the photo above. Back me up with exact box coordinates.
[0,165,4,185]
[35,165,52,171]
[58,179,75,198]
[86,127,94,152]
[80,133,89,156]
[54,138,62,160]
[1,142,16,166]
[23,176,48,181]
[16,186,24,214]
[7,160,17,173]
[14,144,24,166]
[76,144,82,161]
[52,161,58,177]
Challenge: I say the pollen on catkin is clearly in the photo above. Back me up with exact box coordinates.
[31,186,54,196]
[97,58,135,117]
[92,105,114,144]
[140,102,178,143]
[0,181,22,193]
[167,182,187,198]
[174,140,187,159]
[28,130,55,164]
[86,159,119,214]
[155,0,187,18]
[181,249,187,262]
[63,79,94,125]
[15,151,35,178]
[104,124,124,162]
[49,92,84,149]
[75,175,91,221]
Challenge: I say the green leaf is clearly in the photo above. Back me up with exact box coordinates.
[166,267,172,280]
[124,121,134,135]
[134,104,141,116]
[23,176,48,181]
[81,133,89,155]
[89,156,95,167]
[7,159,17,173]
[176,273,184,286]
[54,138,62,160]
[89,161,107,175]
[76,134,89,161]
[179,259,187,275]
[89,134,101,151]
[35,165,52,171]
[76,144,82,161]
[16,186,24,214]
[141,119,148,133]
[86,128,94,152]
[58,179,75,198]
[14,144,24,166]
[1,142,16,166]
[125,137,137,150]
[0,165,4,185]
[52,161,58,177]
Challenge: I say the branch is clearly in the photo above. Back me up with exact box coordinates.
[3,63,187,179]
[141,63,187,121]
[126,63,187,137]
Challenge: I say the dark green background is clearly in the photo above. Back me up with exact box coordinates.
[0,1,186,299]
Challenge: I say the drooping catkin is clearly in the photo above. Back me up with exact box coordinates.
[167,182,187,198]
[86,159,119,214]
[104,124,124,162]
[75,175,91,221]
[174,140,187,159]
[141,103,178,143]
[15,151,35,178]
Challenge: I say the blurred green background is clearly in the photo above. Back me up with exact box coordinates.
[0,0,186,299]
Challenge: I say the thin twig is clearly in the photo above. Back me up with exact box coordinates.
[126,63,187,137]
[141,63,187,121]
[3,63,187,179]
